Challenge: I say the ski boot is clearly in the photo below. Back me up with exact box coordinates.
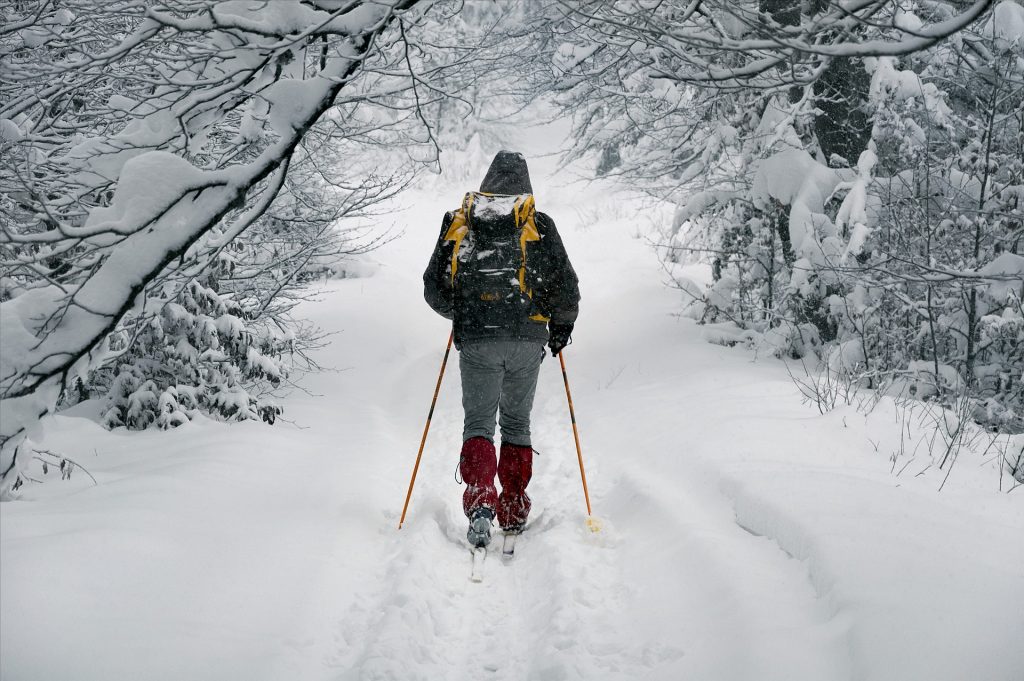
[467,507,495,548]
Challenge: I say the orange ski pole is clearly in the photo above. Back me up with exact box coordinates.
[398,330,454,529]
[559,351,593,518]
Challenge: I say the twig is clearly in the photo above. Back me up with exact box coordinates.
[34,449,99,487]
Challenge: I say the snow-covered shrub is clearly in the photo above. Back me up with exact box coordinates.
[1009,440,1024,485]
[92,278,289,430]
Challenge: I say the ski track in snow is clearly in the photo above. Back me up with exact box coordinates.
[284,143,848,680]
[0,154,864,681]
[4,130,1022,681]
[323,344,653,681]
[321,373,844,681]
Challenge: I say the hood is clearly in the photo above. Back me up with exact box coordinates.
[479,150,533,195]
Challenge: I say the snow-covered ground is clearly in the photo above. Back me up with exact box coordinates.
[2,131,1022,681]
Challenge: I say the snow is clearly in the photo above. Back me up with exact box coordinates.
[212,1,331,35]
[107,94,138,113]
[827,338,867,374]
[84,152,208,239]
[978,252,1024,302]
[264,78,330,135]
[751,148,852,260]
[65,110,179,186]
[473,192,526,219]
[19,27,53,49]
[3,125,1023,681]
[553,42,603,72]
[867,57,952,124]
[894,8,925,33]
[0,288,54,382]
[989,0,1024,51]
[0,118,24,141]
[835,148,877,261]
[674,189,740,227]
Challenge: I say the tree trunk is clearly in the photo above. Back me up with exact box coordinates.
[814,57,872,166]
[761,0,871,165]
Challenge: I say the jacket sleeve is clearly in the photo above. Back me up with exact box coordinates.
[423,212,455,320]
[534,212,580,326]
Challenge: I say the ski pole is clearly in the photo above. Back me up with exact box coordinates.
[558,351,593,519]
[398,329,454,529]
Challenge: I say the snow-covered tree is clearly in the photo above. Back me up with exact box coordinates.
[1,0,1013,498]
[0,0,438,496]
[537,0,1022,432]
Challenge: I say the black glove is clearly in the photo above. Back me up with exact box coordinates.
[548,323,574,356]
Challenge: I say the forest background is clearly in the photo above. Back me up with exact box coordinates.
[2,0,1022,491]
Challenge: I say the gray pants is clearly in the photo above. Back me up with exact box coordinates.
[459,340,545,446]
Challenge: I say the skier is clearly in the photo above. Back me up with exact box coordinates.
[423,150,580,548]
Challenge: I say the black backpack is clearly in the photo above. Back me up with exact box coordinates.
[444,192,550,329]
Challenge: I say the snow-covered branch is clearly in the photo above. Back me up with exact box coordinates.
[0,0,424,495]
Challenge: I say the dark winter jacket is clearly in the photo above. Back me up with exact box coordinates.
[423,154,579,347]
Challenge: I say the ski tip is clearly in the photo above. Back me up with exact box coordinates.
[501,534,516,559]
[470,546,486,582]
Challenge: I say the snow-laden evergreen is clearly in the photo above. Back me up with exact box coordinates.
[95,277,287,430]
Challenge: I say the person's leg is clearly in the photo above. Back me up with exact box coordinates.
[460,437,496,519]
[458,342,504,517]
[497,342,544,446]
[497,442,533,530]
[497,342,544,529]
[460,341,504,443]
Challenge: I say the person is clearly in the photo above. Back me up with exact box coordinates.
[423,150,580,547]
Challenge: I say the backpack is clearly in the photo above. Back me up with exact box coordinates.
[444,191,550,326]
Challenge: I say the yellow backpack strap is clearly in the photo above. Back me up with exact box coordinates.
[515,195,538,293]
[514,195,550,323]
[444,192,475,284]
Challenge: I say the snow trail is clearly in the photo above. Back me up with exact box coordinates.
[3,128,1022,681]
[0,154,858,681]
[251,142,850,680]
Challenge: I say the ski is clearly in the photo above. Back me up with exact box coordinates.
[500,513,541,560]
[501,531,519,559]
[470,546,487,582]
